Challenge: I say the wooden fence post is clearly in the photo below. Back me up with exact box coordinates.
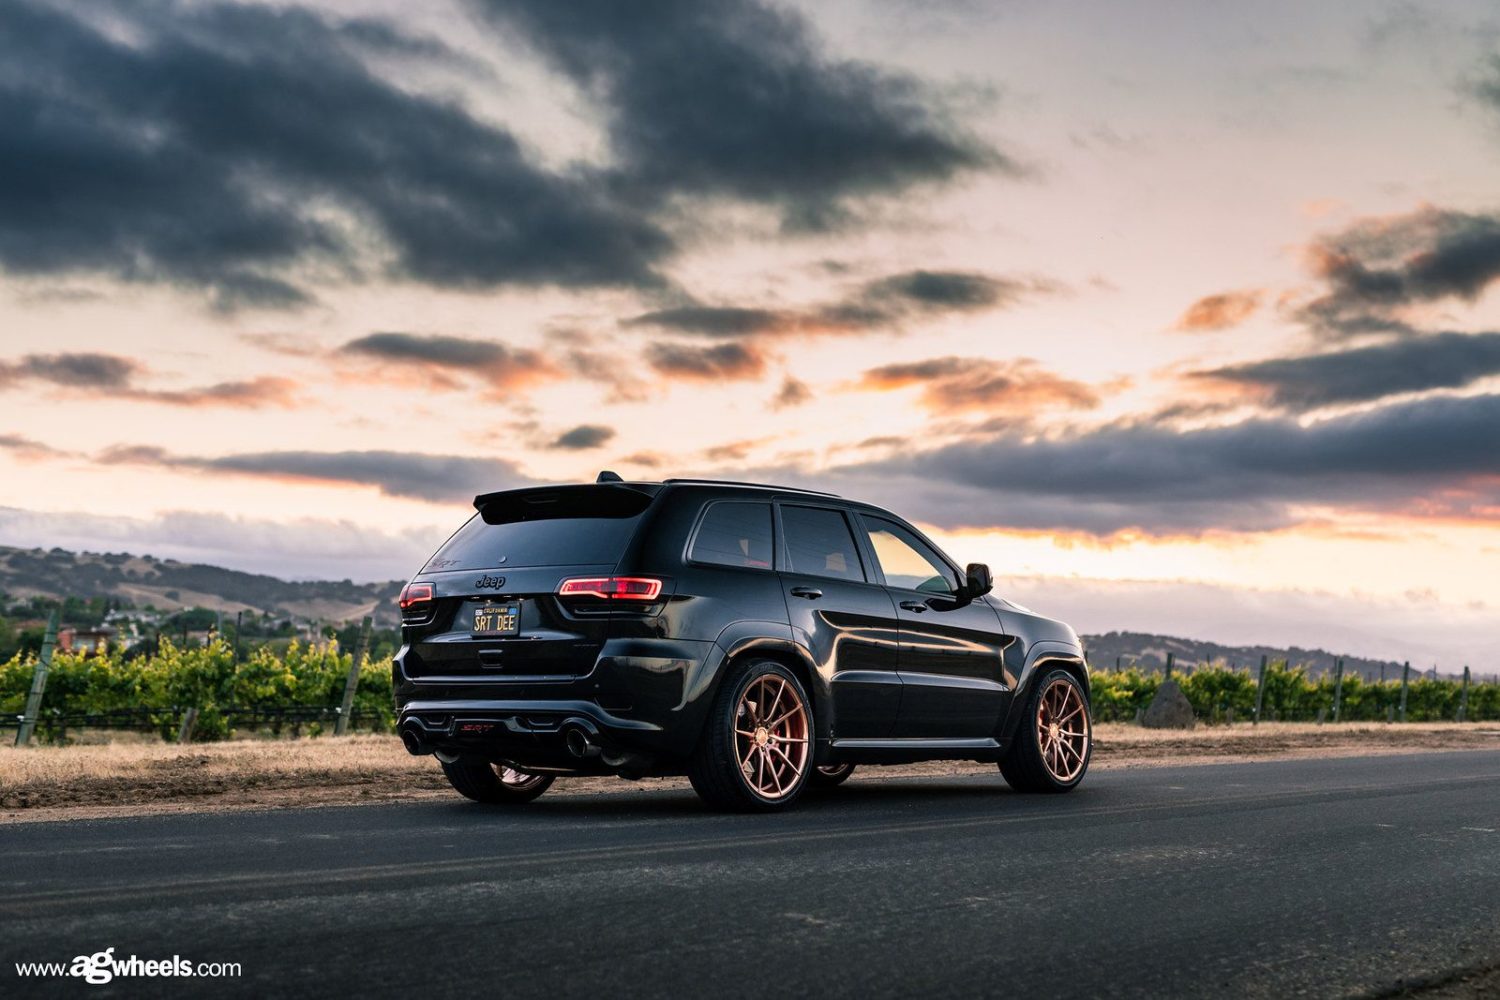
[1399,661,1410,723]
[335,615,372,736]
[177,707,199,743]
[1164,652,1175,680]
[1458,666,1470,723]
[1253,654,1268,726]
[15,610,60,747]
[1332,657,1345,723]
[233,610,243,663]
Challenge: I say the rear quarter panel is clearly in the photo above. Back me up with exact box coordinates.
[610,486,798,750]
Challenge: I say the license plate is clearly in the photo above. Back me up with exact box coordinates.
[473,602,520,636]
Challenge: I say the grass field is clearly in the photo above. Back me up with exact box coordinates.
[4,722,1499,822]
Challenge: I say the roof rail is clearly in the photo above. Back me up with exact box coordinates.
[661,478,839,498]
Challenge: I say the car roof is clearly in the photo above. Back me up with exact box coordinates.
[658,477,839,497]
[652,479,904,522]
[473,475,901,519]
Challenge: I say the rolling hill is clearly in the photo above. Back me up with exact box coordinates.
[1082,630,1410,682]
[0,545,402,625]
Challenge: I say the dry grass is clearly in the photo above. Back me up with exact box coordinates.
[3,722,1498,823]
[0,734,444,812]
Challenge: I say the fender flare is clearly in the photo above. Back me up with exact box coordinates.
[702,622,831,744]
[999,641,1090,745]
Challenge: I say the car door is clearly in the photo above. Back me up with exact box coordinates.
[776,503,902,739]
[855,514,1011,739]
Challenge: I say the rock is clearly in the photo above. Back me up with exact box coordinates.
[1141,679,1196,729]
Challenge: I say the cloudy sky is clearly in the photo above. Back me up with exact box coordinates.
[3,0,1499,665]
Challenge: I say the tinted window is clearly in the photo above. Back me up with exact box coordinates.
[690,502,774,568]
[781,506,864,582]
[423,514,642,571]
[864,517,959,595]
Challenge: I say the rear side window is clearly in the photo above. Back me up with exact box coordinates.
[690,502,774,569]
[780,506,864,582]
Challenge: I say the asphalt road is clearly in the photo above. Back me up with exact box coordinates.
[4,750,1499,999]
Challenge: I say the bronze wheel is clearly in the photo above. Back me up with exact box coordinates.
[689,660,814,811]
[441,757,555,804]
[809,761,856,788]
[1035,678,1089,782]
[498,765,551,791]
[999,667,1092,793]
[732,674,810,800]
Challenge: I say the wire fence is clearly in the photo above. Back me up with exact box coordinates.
[0,706,388,742]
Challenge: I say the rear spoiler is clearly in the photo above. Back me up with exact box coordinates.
[473,483,657,524]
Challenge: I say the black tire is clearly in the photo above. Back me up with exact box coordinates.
[808,762,856,788]
[999,667,1092,793]
[689,659,813,812]
[440,758,555,804]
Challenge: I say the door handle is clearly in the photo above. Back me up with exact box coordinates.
[899,600,929,613]
[790,586,823,600]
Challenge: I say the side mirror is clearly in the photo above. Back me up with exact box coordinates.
[964,562,993,599]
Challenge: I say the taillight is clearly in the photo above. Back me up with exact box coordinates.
[399,582,434,609]
[557,577,663,601]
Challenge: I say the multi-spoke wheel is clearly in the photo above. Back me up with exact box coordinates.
[999,667,1092,793]
[809,761,856,789]
[440,757,555,804]
[690,660,814,811]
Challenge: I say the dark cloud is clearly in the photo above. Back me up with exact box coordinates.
[1472,55,1500,113]
[1173,289,1263,331]
[0,352,299,408]
[0,0,671,308]
[0,434,70,459]
[1301,207,1500,334]
[1194,332,1500,411]
[626,269,1037,340]
[703,438,774,462]
[856,356,1100,414]
[624,307,792,339]
[771,376,813,409]
[618,451,665,468]
[559,348,649,403]
[550,425,616,450]
[735,392,1500,535]
[98,446,535,503]
[0,352,139,389]
[127,377,302,409]
[644,342,767,380]
[340,333,553,390]
[861,270,1020,309]
[473,0,1006,229]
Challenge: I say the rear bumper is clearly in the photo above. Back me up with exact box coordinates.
[393,637,718,766]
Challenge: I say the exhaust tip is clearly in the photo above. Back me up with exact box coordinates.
[399,725,430,756]
[564,725,599,759]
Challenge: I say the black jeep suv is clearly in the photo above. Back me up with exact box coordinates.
[395,475,1091,811]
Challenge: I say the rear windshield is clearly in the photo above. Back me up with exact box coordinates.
[423,514,644,571]
[422,486,654,572]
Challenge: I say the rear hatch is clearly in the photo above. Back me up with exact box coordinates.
[401,484,663,679]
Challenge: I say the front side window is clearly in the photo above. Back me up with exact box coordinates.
[690,502,774,568]
[863,517,959,595]
[780,506,864,582]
